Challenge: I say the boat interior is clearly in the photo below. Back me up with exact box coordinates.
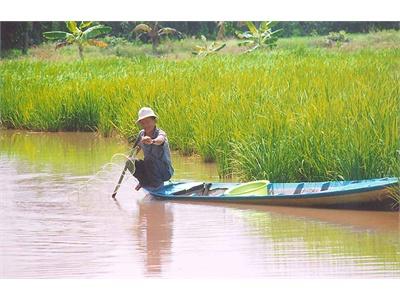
[167,178,398,197]
[172,183,227,196]
[170,182,334,197]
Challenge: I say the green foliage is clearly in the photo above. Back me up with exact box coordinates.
[43,31,73,40]
[236,21,282,53]
[81,25,112,40]
[3,21,399,53]
[1,49,399,181]
[42,21,112,60]
[326,30,350,47]
[222,22,237,37]
[101,36,130,47]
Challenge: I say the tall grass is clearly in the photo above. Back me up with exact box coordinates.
[1,48,399,181]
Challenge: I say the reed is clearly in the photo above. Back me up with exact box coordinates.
[1,48,399,181]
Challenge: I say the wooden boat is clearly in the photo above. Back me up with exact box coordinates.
[148,177,399,210]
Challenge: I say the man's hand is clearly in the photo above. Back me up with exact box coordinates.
[141,136,153,145]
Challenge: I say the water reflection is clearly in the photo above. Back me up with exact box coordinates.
[0,130,220,180]
[1,130,400,278]
[249,211,400,277]
[134,196,173,277]
[158,200,400,277]
[0,130,127,175]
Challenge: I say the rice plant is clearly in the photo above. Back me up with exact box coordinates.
[1,48,399,181]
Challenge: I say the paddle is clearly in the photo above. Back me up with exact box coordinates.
[111,139,140,199]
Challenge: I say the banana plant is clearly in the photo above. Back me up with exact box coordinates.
[132,22,182,53]
[192,35,226,57]
[236,21,282,53]
[43,21,112,60]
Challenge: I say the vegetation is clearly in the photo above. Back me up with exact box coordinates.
[236,21,281,52]
[3,29,396,61]
[2,21,399,54]
[326,30,350,47]
[132,22,182,53]
[192,35,226,57]
[1,34,399,181]
[43,21,112,60]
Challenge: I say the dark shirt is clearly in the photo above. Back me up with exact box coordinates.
[136,128,174,182]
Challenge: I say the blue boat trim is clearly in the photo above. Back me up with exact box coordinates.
[148,177,399,201]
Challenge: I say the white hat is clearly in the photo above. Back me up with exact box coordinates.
[136,107,157,123]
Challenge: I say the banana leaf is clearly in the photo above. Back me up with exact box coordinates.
[79,21,92,30]
[238,40,254,46]
[66,21,80,34]
[271,28,283,35]
[259,21,272,33]
[159,27,181,36]
[133,24,152,34]
[66,34,75,43]
[246,44,259,53]
[82,25,112,40]
[212,43,226,52]
[246,21,258,35]
[43,31,72,40]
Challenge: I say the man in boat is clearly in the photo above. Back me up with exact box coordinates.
[126,107,174,191]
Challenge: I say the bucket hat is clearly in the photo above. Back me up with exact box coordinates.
[136,107,157,123]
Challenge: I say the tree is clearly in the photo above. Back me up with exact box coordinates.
[132,22,182,53]
[236,21,282,53]
[216,21,225,40]
[43,21,112,60]
[21,22,34,54]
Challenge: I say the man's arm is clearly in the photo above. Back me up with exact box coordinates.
[152,134,165,145]
[142,130,166,146]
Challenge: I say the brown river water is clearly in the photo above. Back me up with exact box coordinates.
[1,130,399,278]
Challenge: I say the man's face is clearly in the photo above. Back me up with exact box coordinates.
[138,117,156,131]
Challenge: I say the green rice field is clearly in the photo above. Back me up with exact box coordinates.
[1,39,399,181]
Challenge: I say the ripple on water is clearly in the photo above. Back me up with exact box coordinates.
[1,130,400,278]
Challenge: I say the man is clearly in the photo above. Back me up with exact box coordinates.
[127,107,174,191]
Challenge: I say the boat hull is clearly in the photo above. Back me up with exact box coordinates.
[148,178,399,210]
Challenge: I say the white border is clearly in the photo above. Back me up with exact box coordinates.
[0,279,399,300]
[1,0,400,21]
